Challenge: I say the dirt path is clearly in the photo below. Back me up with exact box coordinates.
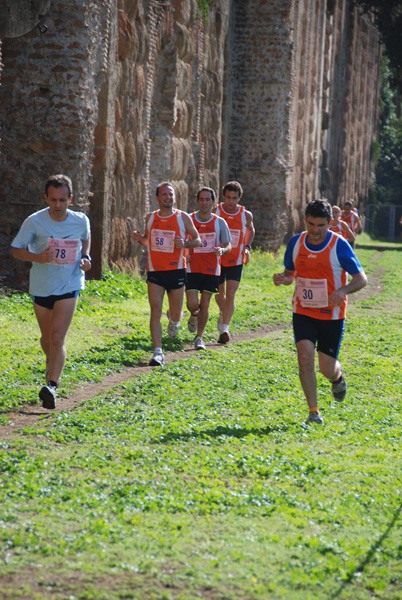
[0,259,383,441]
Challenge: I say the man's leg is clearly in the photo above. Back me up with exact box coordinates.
[186,290,200,317]
[147,282,165,349]
[197,291,212,337]
[34,296,78,385]
[215,281,225,315]
[296,339,318,410]
[167,286,184,323]
[221,279,240,328]
[318,352,342,381]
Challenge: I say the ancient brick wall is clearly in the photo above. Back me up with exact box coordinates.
[220,0,295,250]
[98,0,229,276]
[288,0,381,237]
[221,0,381,248]
[0,0,380,288]
[0,0,112,286]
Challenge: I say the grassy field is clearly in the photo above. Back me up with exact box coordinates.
[0,235,402,599]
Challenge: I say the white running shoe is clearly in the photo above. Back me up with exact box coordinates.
[166,310,180,339]
[167,321,179,338]
[194,336,206,350]
[149,351,164,367]
[188,315,198,333]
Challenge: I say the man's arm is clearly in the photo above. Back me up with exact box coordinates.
[80,233,92,271]
[243,210,255,264]
[132,213,151,247]
[273,269,296,287]
[244,210,255,246]
[329,270,367,307]
[341,221,355,243]
[215,218,231,256]
[176,213,201,249]
[12,246,52,264]
[215,241,231,257]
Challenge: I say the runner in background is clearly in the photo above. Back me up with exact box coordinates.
[132,181,200,367]
[11,174,91,409]
[341,201,362,247]
[329,205,355,245]
[186,187,231,350]
[214,181,254,344]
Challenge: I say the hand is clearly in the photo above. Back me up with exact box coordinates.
[175,236,185,249]
[328,289,346,307]
[215,246,223,257]
[79,258,92,272]
[37,246,53,264]
[273,272,285,286]
[132,230,144,243]
[243,248,250,265]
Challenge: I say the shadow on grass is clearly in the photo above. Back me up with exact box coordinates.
[329,499,402,599]
[356,243,402,252]
[154,423,289,444]
[80,334,183,367]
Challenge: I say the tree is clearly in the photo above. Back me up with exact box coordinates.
[353,1,402,95]
[370,56,402,206]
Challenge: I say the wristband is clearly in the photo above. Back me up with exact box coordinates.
[245,245,251,251]
[82,254,92,262]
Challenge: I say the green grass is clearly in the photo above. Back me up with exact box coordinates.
[1,237,402,599]
[0,250,284,414]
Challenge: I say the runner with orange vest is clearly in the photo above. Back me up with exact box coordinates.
[273,200,367,425]
[132,182,201,367]
[329,205,355,245]
[214,181,254,344]
[186,187,231,350]
[341,201,362,248]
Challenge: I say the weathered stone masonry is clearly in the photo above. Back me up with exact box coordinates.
[0,0,380,289]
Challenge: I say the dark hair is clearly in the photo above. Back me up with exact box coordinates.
[196,187,216,202]
[344,201,352,207]
[305,199,332,222]
[45,174,73,197]
[222,180,243,198]
[156,181,174,196]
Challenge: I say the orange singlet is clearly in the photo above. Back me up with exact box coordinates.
[341,211,359,232]
[147,209,187,272]
[329,220,348,240]
[215,203,247,267]
[187,213,221,276]
[291,231,348,320]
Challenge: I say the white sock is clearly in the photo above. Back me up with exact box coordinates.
[154,347,162,354]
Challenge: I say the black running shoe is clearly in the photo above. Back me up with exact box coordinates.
[331,374,347,402]
[218,331,230,344]
[39,385,57,410]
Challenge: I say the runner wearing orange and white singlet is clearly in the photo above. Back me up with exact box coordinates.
[132,182,201,367]
[214,181,254,344]
[341,201,361,247]
[329,205,355,245]
[185,187,231,351]
[273,199,367,426]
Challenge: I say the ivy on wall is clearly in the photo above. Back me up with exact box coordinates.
[197,0,212,15]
